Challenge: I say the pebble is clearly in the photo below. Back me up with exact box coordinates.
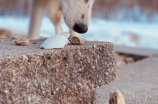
[75,63,80,66]
[73,54,77,58]
[99,47,103,52]
[26,82,30,88]
[38,82,41,89]
[61,85,66,91]
[105,72,109,76]
[21,100,24,103]
[3,90,8,95]
[3,83,7,88]
[14,37,30,46]
[56,88,59,91]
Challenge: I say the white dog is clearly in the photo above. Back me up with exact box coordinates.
[27,0,95,44]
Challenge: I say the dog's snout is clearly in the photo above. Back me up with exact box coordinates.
[73,24,88,33]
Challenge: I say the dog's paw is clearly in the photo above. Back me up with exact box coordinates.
[40,32,70,49]
[68,36,85,45]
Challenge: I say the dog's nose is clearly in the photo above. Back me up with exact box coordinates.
[73,24,88,33]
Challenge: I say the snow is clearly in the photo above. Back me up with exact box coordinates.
[0,16,158,50]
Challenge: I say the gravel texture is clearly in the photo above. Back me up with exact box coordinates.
[0,39,116,104]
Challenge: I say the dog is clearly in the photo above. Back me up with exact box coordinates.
[27,0,95,44]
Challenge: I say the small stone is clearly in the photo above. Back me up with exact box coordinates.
[14,37,30,46]
[12,79,16,84]
[22,55,28,60]
[75,63,80,66]
[92,66,95,69]
[73,54,77,58]
[3,83,7,88]
[51,90,56,95]
[38,82,41,89]
[26,82,30,88]
[99,79,102,83]
[56,88,59,91]
[109,90,125,104]
[21,100,24,103]
[77,83,82,88]
[93,45,97,48]
[111,68,115,72]
[3,90,8,95]
[68,36,85,45]
[105,72,109,76]
[99,47,103,52]
[78,52,81,56]
[61,85,66,91]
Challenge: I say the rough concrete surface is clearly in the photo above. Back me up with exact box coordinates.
[96,57,158,104]
[0,39,116,104]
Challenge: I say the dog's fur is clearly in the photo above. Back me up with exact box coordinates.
[27,0,95,39]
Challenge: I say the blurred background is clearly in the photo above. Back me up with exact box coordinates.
[0,0,158,49]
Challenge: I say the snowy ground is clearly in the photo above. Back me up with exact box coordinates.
[0,16,158,50]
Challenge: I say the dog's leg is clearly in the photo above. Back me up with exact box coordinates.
[68,29,85,45]
[27,0,50,39]
[47,1,63,35]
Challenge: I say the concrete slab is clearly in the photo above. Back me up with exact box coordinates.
[0,40,116,103]
[96,57,158,104]
[114,45,158,57]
